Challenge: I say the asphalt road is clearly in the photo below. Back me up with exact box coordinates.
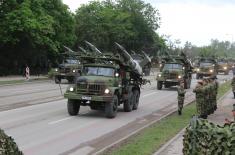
[0,73,232,155]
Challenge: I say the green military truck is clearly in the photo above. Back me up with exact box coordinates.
[54,47,84,84]
[54,57,82,83]
[156,53,192,90]
[64,43,149,118]
[195,58,217,79]
[217,59,229,75]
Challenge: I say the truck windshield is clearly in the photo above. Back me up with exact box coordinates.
[65,59,79,64]
[83,67,115,77]
[163,64,182,70]
[200,62,213,67]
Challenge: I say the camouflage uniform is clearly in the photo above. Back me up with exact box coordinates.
[207,79,214,114]
[177,82,186,115]
[193,81,207,118]
[231,77,235,98]
[203,79,210,115]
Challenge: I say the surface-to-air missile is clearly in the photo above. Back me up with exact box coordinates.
[64,42,150,118]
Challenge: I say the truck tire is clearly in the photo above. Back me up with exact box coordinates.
[187,79,191,89]
[133,90,140,110]
[184,80,188,89]
[157,81,162,90]
[105,95,118,118]
[67,77,75,83]
[225,71,229,75]
[124,91,134,112]
[67,99,80,116]
[55,77,61,84]
[196,74,199,79]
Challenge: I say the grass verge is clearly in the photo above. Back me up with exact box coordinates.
[103,81,231,155]
[0,77,49,85]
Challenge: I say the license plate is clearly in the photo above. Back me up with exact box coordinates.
[82,96,91,100]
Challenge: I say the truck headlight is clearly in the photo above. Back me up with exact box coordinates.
[69,87,74,92]
[72,69,76,73]
[223,67,227,70]
[209,69,214,73]
[178,75,182,79]
[158,74,162,77]
[55,68,58,72]
[104,88,110,94]
[196,68,200,72]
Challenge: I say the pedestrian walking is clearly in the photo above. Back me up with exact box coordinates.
[177,80,186,115]
[25,66,30,81]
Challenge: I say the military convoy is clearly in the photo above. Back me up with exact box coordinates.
[64,42,150,118]
[195,57,217,79]
[156,53,193,90]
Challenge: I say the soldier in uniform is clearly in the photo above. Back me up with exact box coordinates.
[231,76,235,98]
[193,80,207,119]
[177,80,186,115]
[202,78,211,115]
[208,78,215,114]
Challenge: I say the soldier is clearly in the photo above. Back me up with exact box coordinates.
[177,80,186,115]
[202,78,211,115]
[231,76,235,98]
[208,78,215,114]
[193,80,207,119]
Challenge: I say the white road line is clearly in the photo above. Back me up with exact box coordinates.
[142,92,157,98]
[48,117,72,125]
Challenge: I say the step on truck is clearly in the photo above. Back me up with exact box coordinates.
[64,42,150,118]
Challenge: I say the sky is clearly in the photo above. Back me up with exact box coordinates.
[62,0,235,47]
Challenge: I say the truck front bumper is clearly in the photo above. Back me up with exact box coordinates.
[64,92,113,103]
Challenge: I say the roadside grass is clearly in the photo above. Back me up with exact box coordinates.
[103,81,231,155]
[0,77,49,85]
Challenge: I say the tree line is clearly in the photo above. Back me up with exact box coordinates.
[0,0,166,75]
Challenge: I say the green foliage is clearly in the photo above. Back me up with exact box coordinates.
[183,117,235,154]
[0,0,76,75]
[0,128,23,155]
[75,0,165,54]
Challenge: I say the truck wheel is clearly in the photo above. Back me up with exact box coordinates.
[157,81,162,90]
[133,90,140,110]
[124,91,134,112]
[187,79,191,89]
[67,99,80,116]
[55,77,61,84]
[225,71,229,75]
[196,74,199,79]
[105,95,118,118]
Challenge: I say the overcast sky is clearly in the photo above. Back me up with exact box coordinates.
[62,0,235,46]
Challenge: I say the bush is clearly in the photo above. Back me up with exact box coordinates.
[0,128,23,155]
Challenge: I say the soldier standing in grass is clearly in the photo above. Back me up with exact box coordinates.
[193,80,207,119]
[231,76,235,98]
[177,80,186,115]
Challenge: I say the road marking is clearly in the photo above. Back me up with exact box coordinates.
[48,117,72,125]
[142,92,157,98]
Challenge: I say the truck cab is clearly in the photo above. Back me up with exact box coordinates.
[157,62,191,89]
[195,59,217,79]
[217,60,229,75]
[54,58,81,83]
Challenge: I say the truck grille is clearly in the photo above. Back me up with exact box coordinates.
[59,68,71,73]
[77,83,103,94]
[164,73,178,79]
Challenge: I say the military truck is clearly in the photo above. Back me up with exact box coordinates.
[54,47,84,84]
[156,53,193,90]
[131,51,152,76]
[64,42,149,118]
[217,59,229,75]
[195,57,217,79]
